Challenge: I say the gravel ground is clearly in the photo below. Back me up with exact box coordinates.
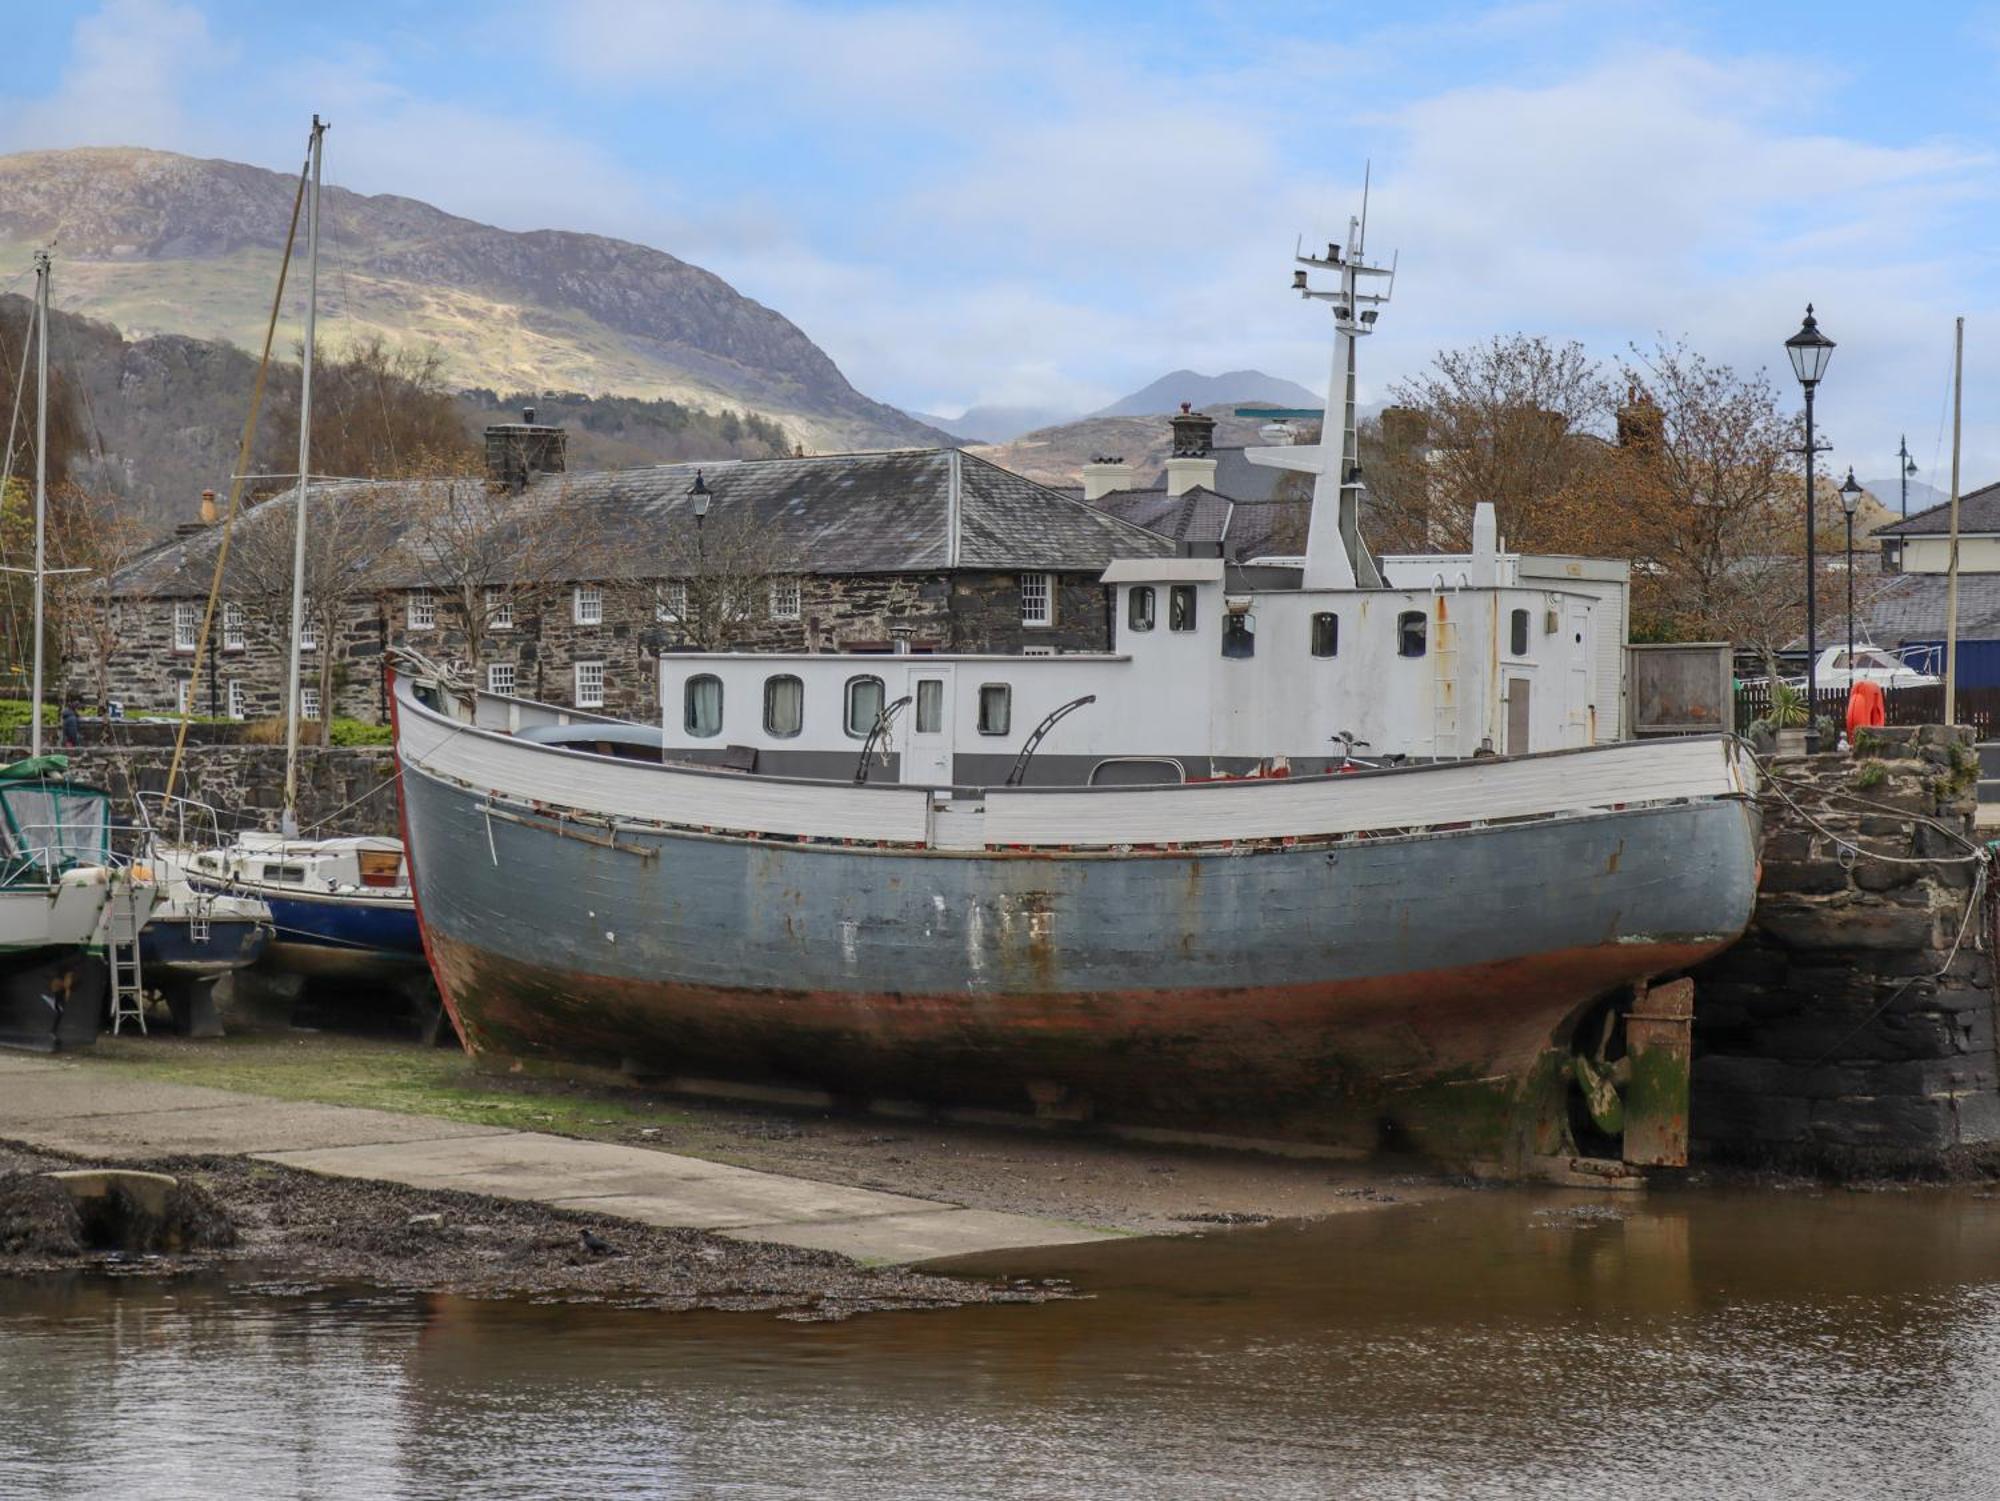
[0,1142,1076,1321]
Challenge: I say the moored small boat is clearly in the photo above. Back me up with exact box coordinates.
[180,834,424,983]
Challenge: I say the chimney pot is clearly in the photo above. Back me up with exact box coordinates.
[522,405,536,424]
[199,489,218,525]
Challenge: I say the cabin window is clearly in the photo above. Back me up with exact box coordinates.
[408,591,435,631]
[226,679,246,720]
[487,589,514,630]
[770,579,801,622]
[260,864,307,884]
[845,675,886,737]
[486,662,516,696]
[1128,586,1156,632]
[575,660,607,710]
[763,674,804,737]
[222,602,246,652]
[1221,611,1256,659]
[173,602,198,652]
[1398,610,1427,658]
[684,673,722,736]
[1021,572,1052,627]
[1311,612,1338,657]
[1169,585,1197,632]
[915,678,944,733]
[1509,608,1530,656]
[977,684,1012,736]
[573,586,603,626]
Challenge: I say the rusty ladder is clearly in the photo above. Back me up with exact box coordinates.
[1430,585,1460,757]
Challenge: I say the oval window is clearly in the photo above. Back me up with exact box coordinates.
[763,674,803,737]
[684,674,723,738]
[844,675,886,738]
[977,683,1012,736]
[1398,611,1427,658]
[1128,586,1156,632]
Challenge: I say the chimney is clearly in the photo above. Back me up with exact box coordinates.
[484,410,568,491]
[1081,455,1131,502]
[177,488,221,536]
[1164,402,1218,497]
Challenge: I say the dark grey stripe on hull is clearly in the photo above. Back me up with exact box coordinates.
[402,762,1758,1000]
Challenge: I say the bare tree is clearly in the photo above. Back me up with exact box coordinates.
[398,456,586,678]
[1369,335,1615,553]
[226,482,401,726]
[1596,342,1826,659]
[47,483,152,715]
[638,501,801,652]
[264,335,475,484]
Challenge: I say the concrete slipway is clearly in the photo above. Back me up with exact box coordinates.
[0,1054,1114,1263]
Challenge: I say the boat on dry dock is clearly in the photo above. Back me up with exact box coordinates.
[389,205,1762,1174]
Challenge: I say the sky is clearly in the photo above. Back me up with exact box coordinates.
[0,0,1996,492]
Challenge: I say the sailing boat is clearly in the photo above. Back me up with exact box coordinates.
[0,251,161,1051]
[178,118,425,989]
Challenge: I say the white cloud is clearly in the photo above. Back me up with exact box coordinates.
[0,0,235,155]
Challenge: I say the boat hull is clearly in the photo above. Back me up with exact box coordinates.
[140,915,272,980]
[188,879,424,982]
[398,751,1761,1165]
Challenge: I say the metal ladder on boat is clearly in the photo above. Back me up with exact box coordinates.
[106,882,147,1036]
[1430,583,1460,758]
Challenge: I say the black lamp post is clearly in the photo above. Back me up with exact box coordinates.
[688,469,712,643]
[1898,434,1917,520]
[1785,305,1836,750]
[1839,468,1864,681]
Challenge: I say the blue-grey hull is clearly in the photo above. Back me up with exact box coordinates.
[400,755,1760,1161]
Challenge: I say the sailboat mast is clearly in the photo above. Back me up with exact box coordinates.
[1945,316,1964,726]
[30,251,48,760]
[282,115,325,832]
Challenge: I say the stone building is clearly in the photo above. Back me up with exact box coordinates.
[80,422,1176,723]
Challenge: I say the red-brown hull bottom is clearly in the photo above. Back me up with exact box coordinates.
[427,929,1727,1163]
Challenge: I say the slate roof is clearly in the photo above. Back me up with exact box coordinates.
[112,449,1177,597]
[1144,446,1287,504]
[1873,480,2000,536]
[1841,572,2000,645]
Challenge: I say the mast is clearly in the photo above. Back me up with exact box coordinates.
[1245,172,1394,588]
[30,251,48,759]
[1945,317,1964,727]
[282,115,325,835]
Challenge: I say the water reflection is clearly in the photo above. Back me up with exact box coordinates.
[5,1188,2000,1498]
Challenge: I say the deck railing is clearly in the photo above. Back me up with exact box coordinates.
[1733,682,2000,740]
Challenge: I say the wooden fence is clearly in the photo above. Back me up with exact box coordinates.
[1733,682,2000,741]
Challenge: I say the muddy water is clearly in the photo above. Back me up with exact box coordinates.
[5,1186,2000,1499]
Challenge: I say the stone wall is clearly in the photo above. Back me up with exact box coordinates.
[77,569,1117,728]
[15,743,401,840]
[1693,725,1998,1172]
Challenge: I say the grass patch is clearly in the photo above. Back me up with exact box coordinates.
[84,1030,697,1142]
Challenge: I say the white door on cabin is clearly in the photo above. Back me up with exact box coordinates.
[1565,602,1593,746]
[1504,674,1533,756]
[904,666,954,787]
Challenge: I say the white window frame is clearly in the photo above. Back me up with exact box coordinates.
[486,662,517,696]
[1021,572,1053,628]
[173,602,197,653]
[299,685,322,721]
[488,589,514,631]
[407,591,435,632]
[656,582,687,623]
[574,585,603,626]
[770,578,801,622]
[175,677,191,714]
[299,618,319,652]
[575,660,606,709]
[226,679,247,720]
[222,601,246,652]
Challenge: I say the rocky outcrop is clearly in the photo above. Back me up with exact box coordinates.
[1694,726,1998,1173]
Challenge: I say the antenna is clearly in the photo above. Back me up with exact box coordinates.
[1357,160,1371,257]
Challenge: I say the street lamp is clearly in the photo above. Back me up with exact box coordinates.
[1785,304,1836,750]
[1839,468,1864,680]
[1898,435,1918,520]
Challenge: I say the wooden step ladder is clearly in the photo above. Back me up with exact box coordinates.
[105,883,147,1036]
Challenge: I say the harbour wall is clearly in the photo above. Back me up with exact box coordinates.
[6,740,400,840]
[1693,725,2000,1174]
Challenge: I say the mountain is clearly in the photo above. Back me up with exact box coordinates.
[1091,369,1321,419]
[0,146,950,455]
[911,403,1080,444]
[1861,476,1946,520]
[970,404,1273,489]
